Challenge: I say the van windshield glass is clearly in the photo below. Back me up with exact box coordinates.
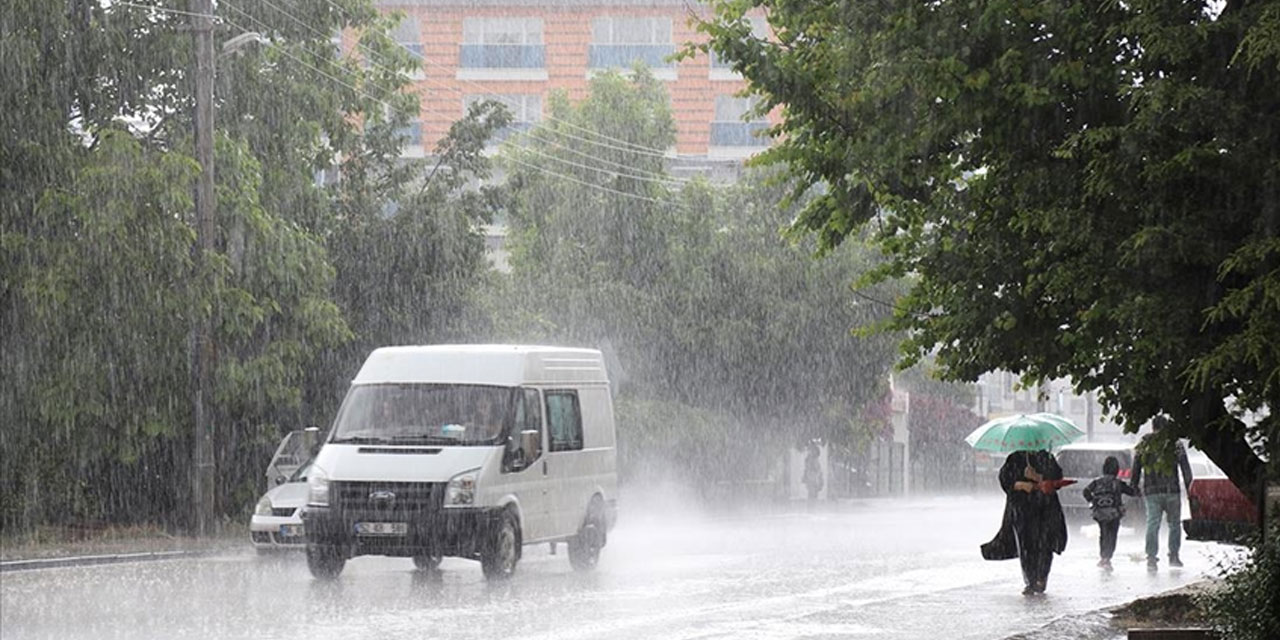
[330,384,516,446]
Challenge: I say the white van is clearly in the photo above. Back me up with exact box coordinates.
[301,345,618,580]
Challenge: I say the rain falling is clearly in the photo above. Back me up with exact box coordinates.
[2,1,1277,639]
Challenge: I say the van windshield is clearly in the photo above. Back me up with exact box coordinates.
[329,384,516,446]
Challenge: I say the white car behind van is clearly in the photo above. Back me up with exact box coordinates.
[302,345,618,580]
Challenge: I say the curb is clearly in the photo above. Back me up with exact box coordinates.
[1001,580,1217,640]
[0,549,222,573]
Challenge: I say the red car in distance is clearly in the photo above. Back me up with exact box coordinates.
[1182,456,1258,543]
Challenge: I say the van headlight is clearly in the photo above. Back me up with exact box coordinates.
[444,468,480,508]
[308,466,330,507]
[255,496,272,516]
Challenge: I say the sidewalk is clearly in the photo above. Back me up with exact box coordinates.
[0,525,245,572]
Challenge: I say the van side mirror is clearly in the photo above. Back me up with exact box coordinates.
[520,429,541,461]
[506,430,542,472]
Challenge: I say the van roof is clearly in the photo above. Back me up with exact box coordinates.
[353,344,609,387]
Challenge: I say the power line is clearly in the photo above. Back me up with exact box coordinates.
[112,1,217,20]
[238,0,420,107]
[517,129,691,185]
[219,13,400,113]
[507,141,687,189]
[502,154,669,205]
[217,12,695,210]
[221,4,430,119]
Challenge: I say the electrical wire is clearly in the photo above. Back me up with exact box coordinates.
[217,12,696,210]
[111,1,217,20]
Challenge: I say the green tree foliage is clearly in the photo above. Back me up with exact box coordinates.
[1200,524,1280,640]
[695,0,1279,493]
[0,0,475,532]
[313,101,513,421]
[495,70,898,485]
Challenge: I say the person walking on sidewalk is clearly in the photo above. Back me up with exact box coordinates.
[1130,416,1193,570]
[802,442,824,504]
[1083,455,1137,571]
[982,449,1068,595]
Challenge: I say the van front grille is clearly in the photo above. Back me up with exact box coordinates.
[331,481,442,513]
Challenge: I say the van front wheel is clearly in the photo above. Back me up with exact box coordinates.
[412,553,442,571]
[306,544,346,579]
[481,510,520,580]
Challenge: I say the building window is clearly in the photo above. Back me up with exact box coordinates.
[393,121,422,146]
[390,18,424,79]
[460,17,545,69]
[464,94,542,143]
[710,95,770,146]
[589,16,674,69]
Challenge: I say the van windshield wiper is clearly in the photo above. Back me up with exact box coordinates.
[385,434,464,445]
[329,435,393,445]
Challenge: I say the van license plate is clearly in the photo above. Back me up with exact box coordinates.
[279,524,305,537]
[355,522,408,536]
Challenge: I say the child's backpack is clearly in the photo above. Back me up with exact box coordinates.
[1091,477,1124,522]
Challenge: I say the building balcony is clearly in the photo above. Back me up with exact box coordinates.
[459,44,545,69]
[588,44,674,70]
[457,44,548,80]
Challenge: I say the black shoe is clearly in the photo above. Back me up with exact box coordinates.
[1022,584,1036,595]
[1169,555,1183,568]
[1033,580,1047,593]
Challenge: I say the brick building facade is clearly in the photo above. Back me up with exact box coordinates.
[373,0,771,162]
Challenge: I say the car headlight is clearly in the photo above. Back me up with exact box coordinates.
[444,468,480,508]
[308,466,330,507]
[255,496,272,516]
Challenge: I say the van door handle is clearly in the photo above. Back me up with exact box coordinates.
[543,459,548,475]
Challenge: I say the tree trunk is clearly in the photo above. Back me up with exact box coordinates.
[1187,394,1265,507]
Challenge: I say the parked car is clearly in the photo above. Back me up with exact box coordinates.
[249,428,321,553]
[1054,442,1142,527]
[250,460,311,552]
[1182,455,1257,543]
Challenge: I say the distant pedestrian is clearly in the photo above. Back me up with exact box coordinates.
[981,449,1068,595]
[802,442,823,503]
[1130,416,1193,569]
[1082,455,1137,570]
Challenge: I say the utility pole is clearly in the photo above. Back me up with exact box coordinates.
[1085,391,1095,442]
[190,0,216,536]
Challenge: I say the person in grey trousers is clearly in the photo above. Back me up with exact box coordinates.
[1130,416,1193,569]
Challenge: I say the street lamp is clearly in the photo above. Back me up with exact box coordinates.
[221,31,269,56]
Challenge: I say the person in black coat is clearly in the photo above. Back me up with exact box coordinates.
[981,449,1069,595]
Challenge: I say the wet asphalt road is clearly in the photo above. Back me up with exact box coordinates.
[1,493,1235,640]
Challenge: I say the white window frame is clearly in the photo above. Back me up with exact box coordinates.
[590,16,672,45]
[462,17,543,45]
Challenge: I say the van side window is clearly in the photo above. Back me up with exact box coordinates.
[546,391,583,452]
[504,388,544,472]
[521,388,543,436]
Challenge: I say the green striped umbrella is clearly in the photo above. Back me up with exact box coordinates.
[964,413,1085,452]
